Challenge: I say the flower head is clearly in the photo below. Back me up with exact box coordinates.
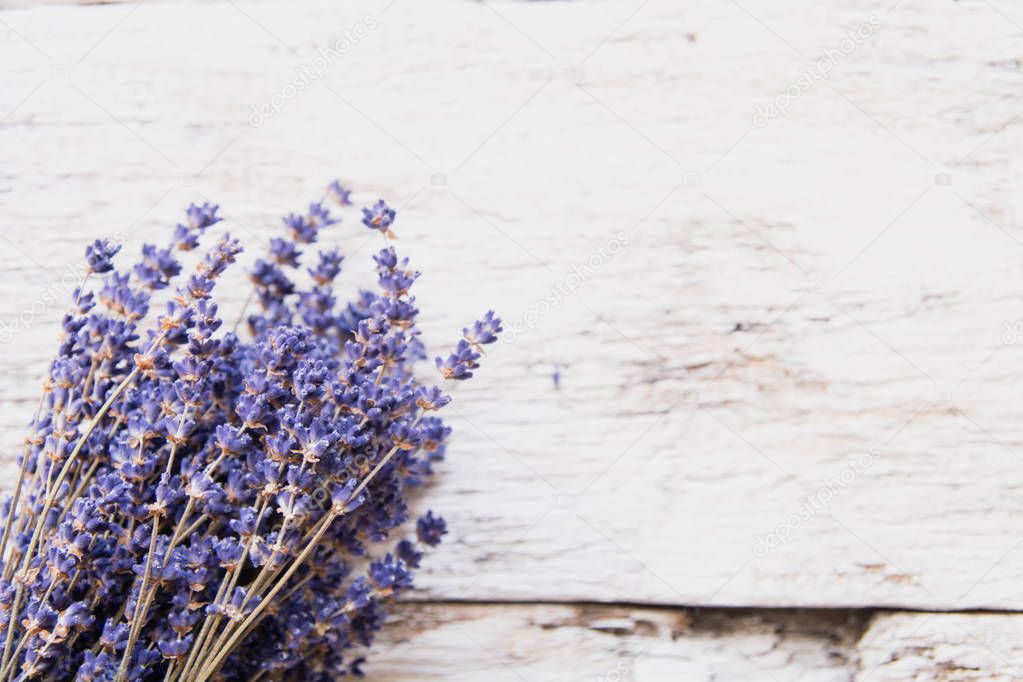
[361,199,396,237]
[85,238,122,275]
[464,310,502,348]
[436,339,480,380]
[326,180,353,206]
[416,511,447,547]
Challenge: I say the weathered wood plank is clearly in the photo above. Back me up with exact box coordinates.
[366,606,1023,680]
[372,603,867,681]
[856,612,1023,681]
[0,0,1021,611]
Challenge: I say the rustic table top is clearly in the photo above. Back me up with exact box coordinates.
[1,0,1021,678]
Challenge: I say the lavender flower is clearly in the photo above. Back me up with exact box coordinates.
[436,339,480,380]
[361,199,396,238]
[325,180,353,207]
[464,310,502,347]
[0,182,499,681]
[84,239,121,275]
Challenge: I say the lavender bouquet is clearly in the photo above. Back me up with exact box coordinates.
[0,182,500,681]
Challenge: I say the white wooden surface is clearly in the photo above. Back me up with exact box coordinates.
[2,0,1023,677]
[854,612,1023,681]
[374,604,868,681]
[374,605,1023,681]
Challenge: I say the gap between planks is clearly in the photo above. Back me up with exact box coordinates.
[375,601,1023,681]
[398,596,1023,617]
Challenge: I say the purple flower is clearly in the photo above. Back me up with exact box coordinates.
[436,339,480,380]
[186,202,221,230]
[361,199,396,237]
[326,180,353,206]
[416,511,447,547]
[308,248,344,286]
[464,310,502,347]
[158,634,193,660]
[134,244,181,290]
[85,238,121,275]
[437,313,502,380]
[172,203,221,251]
[368,554,413,593]
[415,386,450,411]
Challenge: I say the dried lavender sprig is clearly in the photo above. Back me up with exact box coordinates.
[193,413,419,680]
[113,236,242,681]
[2,218,226,677]
[2,364,138,674]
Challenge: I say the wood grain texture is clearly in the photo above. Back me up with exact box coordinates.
[373,603,868,681]
[372,606,1023,680]
[856,612,1023,681]
[0,0,1022,615]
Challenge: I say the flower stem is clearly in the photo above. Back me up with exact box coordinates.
[195,510,337,682]
[1,365,140,672]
